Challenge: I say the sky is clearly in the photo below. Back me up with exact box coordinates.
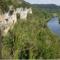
[25,0,60,6]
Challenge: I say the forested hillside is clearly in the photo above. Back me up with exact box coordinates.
[0,0,31,13]
[0,0,60,59]
[32,4,60,12]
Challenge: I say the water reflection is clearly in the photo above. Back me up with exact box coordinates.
[47,17,60,35]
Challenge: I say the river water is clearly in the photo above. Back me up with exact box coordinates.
[47,17,60,35]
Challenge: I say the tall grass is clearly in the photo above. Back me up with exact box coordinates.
[2,8,60,59]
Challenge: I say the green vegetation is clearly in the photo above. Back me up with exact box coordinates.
[0,0,60,59]
[32,4,60,13]
[0,0,9,13]
[2,7,60,59]
[0,0,31,13]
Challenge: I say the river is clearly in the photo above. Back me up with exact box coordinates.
[47,17,60,35]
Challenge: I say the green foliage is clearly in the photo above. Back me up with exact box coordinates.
[0,0,24,13]
[1,0,60,59]
[2,7,60,59]
[32,4,60,13]
[0,0,9,13]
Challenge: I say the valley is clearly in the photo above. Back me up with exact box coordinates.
[0,0,60,59]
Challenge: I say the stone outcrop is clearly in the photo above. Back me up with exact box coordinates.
[0,6,32,36]
[16,7,32,20]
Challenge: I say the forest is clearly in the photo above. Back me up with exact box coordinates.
[0,0,60,59]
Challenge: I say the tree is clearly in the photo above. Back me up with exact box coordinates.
[0,0,9,14]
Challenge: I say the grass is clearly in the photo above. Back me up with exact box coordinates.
[2,8,60,59]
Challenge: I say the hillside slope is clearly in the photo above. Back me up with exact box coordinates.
[2,6,60,59]
[0,0,31,13]
[32,4,60,12]
[0,0,60,59]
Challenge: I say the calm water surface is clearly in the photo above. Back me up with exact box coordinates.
[47,17,60,35]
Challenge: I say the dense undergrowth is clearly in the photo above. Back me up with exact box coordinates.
[2,8,60,59]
